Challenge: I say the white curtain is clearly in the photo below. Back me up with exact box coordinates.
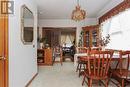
[61,32,75,47]
[101,9,130,50]
[69,34,75,43]
[61,34,67,45]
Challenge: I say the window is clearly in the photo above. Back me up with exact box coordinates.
[101,9,130,50]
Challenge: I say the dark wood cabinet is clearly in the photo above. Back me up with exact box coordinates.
[42,29,61,47]
[37,48,52,65]
[83,25,99,47]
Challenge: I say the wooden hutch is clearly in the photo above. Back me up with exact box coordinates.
[82,25,99,47]
[37,48,52,66]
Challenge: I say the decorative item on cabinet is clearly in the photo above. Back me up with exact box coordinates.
[82,25,99,47]
[37,37,47,49]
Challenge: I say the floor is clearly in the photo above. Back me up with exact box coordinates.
[28,62,129,87]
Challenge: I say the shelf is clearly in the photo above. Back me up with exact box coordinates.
[37,49,52,66]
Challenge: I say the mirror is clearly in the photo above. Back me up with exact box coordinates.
[21,5,34,44]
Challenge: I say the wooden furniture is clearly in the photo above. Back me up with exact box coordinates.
[0,0,9,86]
[42,28,61,47]
[82,50,114,87]
[110,51,130,87]
[53,46,63,65]
[76,56,88,77]
[74,53,88,67]
[76,47,88,77]
[83,25,99,47]
[76,47,88,53]
[37,49,52,65]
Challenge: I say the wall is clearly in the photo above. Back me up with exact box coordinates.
[97,0,124,18]
[38,18,98,46]
[9,0,37,87]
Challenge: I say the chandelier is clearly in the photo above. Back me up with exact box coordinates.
[71,0,86,21]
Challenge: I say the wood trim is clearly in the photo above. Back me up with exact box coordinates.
[3,0,9,86]
[25,73,38,87]
[42,27,76,30]
[4,13,8,87]
[82,25,99,30]
[99,0,130,23]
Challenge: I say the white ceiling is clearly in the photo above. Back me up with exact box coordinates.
[36,0,112,19]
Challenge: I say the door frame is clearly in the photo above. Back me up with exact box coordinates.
[4,13,8,87]
[0,0,9,86]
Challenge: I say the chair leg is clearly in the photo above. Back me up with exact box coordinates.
[82,72,86,86]
[60,57,62,66]
[79,64,82,77]
[105,79,108,87]
[52,56,55,65]
[121,79,124,87]
[76,63,79,72]
[88,78,92,87]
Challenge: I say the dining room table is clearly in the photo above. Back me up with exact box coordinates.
[74,53,87,67]
[74,52,127,68]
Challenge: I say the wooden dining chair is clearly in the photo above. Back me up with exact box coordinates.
[77,47,88,53]
[82,50,114,87]
[52,45,63,65]
[110,51,130,87]
[76,47,88,77]
[90,47,102,51]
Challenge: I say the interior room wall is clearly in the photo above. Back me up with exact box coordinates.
[38,18,98,46]
[9,0,37,87]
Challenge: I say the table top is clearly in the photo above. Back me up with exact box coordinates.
[74,53,127,59]
[74,53,87,56]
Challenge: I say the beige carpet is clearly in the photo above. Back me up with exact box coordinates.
[28,62,129,87]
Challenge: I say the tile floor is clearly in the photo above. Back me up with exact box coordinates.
[28,62,129,87]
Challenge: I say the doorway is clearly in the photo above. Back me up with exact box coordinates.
[0,0,9,87]
[39,27,76,62]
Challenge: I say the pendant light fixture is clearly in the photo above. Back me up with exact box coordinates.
[71,0,86,21]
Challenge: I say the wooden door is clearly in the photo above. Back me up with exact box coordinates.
[44,49,52,65]
[0,0,8,87]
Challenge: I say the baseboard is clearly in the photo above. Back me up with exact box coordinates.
[25,73,38,87]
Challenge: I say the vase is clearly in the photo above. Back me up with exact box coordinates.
[102,46,105,51]
[40,43,43,49]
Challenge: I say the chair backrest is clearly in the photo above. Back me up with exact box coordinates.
[53,45,62,55]
[119,51,130,73]
[90,47,102,51]
[87,50,114,78]
[77,47,88,53]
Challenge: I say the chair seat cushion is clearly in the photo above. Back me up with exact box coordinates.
[84,70,108,80]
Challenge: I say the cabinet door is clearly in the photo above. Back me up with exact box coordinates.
[91,29,98,47]
[83,25,99,47]
[84,31,90,47]
[44,49,52,65]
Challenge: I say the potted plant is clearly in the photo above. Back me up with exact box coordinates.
[38,37,47,49]
[78,30,84,47]
[99,34,110,50]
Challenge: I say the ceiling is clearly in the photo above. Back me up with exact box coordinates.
[36,0,112,19]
